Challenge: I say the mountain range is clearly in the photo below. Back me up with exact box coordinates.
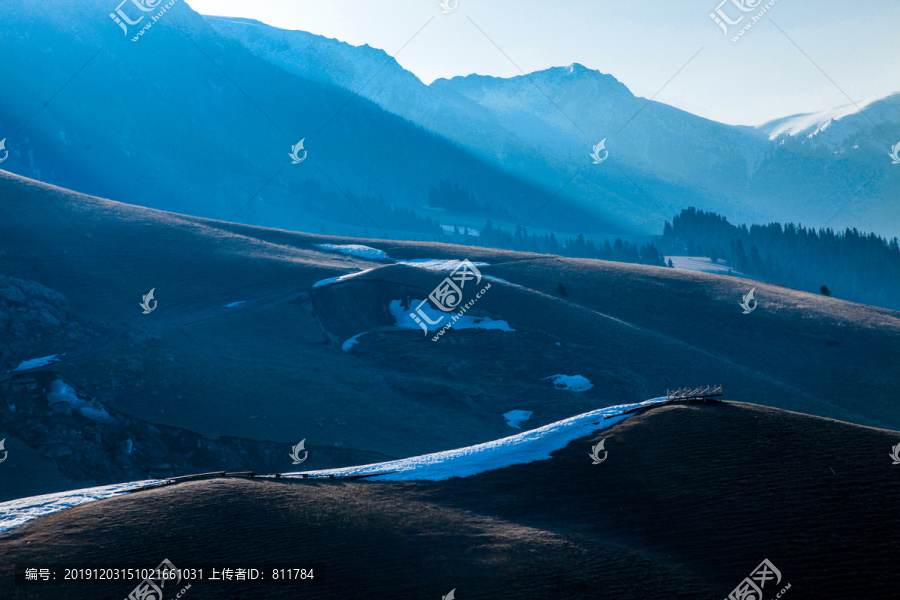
[0,0,611,241]
[207,15,900,237]
[1,1,897,246]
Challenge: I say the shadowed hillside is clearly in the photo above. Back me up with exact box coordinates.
[1,170,899,503]
[2,401,899,599]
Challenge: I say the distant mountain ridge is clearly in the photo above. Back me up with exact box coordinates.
[0,0,618,241]
[1,3,897,243]
[758,93,900,142]
[208,16,900,237]
[206,16,767,233]
[203,16,547,187]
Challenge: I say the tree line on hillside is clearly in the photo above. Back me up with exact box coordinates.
[289,177,664,268]
[289,179,442,235]
[657,207,900,310]
[428,180,508,216]
[291,176,900,311]
[442,221,665,266]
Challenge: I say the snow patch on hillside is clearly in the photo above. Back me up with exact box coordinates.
[13,355,60,371]
[504,410,532,429]
[314,244,390,261]
[544,374,593,392]
[312,258,496,290]
[396,259,489,271]
[342,333,366,352]
[0,480,163,534]
[483,275,520,287]
[389,300,513,332]
[666,256,746,276]
[47,379,117,424]
[313,269,375,289]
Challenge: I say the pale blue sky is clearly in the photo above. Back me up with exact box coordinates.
[186,0,900,126]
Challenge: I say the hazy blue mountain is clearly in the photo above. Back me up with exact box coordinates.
[2,2,896,241]
[203,16,516,161]
[433,64,766,187]
[207,17,758,234]
[435,68,900,236]
[750,94,900,234]
[434,65,774,231]
[208,16,900,237]
[0,0,623,240]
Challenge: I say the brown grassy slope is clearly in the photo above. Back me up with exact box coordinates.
[1,170,899,497]
[2,401,899,599]
[485,257,900,429]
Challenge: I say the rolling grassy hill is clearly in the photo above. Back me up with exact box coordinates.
[1,169,899,502]
[2,401,899,599]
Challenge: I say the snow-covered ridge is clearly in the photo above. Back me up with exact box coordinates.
[285,397,667,481]
[0,480,163,535]
[0,398,668,533]
[759,93,897,140]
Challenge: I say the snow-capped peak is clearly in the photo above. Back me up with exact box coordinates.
[759,92,900,141]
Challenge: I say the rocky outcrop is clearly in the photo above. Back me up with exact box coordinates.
[0,275,94,370]
[0,275,69,336]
